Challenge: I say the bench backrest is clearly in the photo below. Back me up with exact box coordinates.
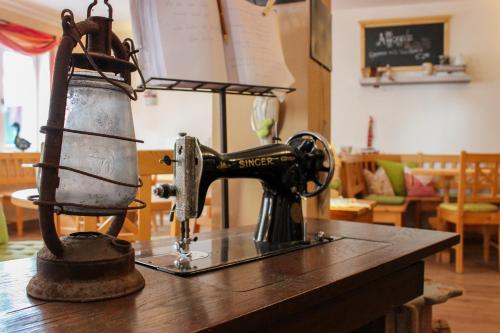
[341,153,460,198]
[0,152,40,188]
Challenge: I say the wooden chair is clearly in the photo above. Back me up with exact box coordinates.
[149,168,208,236]
[0,152,40,237]
[93,150,173,241]
[407,154,460,227]
[437,152,500,273]
[96,150,207,241]
[149,174,172,233]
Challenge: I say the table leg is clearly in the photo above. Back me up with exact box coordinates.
[15,207,23,238]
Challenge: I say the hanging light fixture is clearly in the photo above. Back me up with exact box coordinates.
[27,0,147,302]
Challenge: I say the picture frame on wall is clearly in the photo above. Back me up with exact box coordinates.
[250,0,305,5]
[359,16,450,71]
[310,0,332,71]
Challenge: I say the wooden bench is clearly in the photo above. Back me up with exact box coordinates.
[0,152,40,237]
[341,153,459,227]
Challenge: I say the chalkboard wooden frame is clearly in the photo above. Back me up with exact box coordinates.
[360,16,450,71]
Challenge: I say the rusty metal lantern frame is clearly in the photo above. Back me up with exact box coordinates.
[32,0,147,257]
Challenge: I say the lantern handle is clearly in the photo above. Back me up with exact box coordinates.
[87,0,113,19]
[38,12,101,257]
[124,38,146,93]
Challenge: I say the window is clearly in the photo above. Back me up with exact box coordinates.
[0,45,50,151]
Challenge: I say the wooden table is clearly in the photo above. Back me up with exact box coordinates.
[330,198,376,222]
[0,220,458,333]
[10,188,99,235]
[10,188,38,211]
[8,188,38,237]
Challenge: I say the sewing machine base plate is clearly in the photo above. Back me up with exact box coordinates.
[135,232,342,276]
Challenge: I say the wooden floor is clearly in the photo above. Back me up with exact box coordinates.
[425,244,500,333]
[7,221,500,333]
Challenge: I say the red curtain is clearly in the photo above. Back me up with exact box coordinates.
[0,20,57,55]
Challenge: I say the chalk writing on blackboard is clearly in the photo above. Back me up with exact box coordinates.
[360,17,449,69]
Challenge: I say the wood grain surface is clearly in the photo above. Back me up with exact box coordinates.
[0,220,458,333]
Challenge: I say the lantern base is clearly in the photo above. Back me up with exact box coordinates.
[27,232,145,302]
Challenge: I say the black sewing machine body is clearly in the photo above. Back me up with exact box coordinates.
[140,131,337,275]
[199,143,307,243]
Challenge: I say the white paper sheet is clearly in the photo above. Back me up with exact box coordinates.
[221,0,294,88]
[130,0,294,89]
[131,0,228,82]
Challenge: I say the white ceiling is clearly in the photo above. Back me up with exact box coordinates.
[1,0,132,32]
[2,0,468,29]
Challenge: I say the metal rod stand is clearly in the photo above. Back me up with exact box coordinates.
[219,91,230,229]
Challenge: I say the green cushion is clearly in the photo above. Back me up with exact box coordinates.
[0,241,43,262]
[329,178,342,191]
[0,205,8,245]
[377,160,406,196]
[365,194,406,205]
[439,203,498,213]
[405,161,420,169]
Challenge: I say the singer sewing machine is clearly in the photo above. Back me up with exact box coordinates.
[136,131,340,275]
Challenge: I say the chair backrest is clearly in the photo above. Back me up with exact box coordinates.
[76,150,174,242]
[134,150,174,241]
[458,151,500,207]
[0,152,40,188]
[418,154,460,169]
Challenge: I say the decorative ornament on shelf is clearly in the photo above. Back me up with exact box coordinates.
[362,116,378,154]
[374,65,394,88]
[12,122,31,151]
[144,90,158,106]
[367,116,373,148]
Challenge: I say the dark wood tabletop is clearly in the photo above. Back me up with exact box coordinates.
[0,220,458,333]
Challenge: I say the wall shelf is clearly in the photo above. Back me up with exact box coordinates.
[359,73,471,87]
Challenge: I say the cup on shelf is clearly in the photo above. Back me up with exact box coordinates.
[421,62,434,76]
[453,53,466,66]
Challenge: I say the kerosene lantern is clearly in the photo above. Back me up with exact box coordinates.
[27,0,146,302]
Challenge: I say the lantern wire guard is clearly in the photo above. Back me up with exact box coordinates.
[27,1,148,302]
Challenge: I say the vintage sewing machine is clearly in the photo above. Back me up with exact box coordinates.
[136,130,339,275]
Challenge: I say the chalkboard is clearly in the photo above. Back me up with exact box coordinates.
[360,17,449,69]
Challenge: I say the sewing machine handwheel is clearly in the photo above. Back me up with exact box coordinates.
[286,131,335,198]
